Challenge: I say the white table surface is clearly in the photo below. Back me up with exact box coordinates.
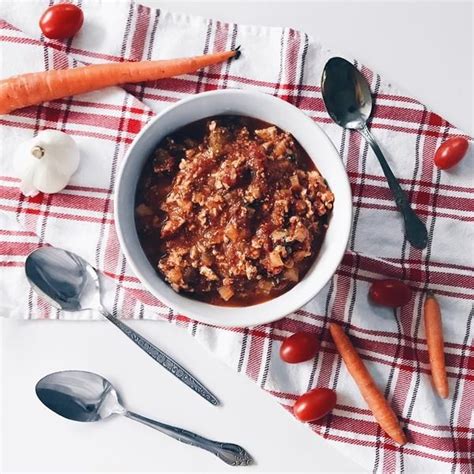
[1,1,472,473]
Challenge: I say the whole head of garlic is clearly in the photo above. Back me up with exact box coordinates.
[14,130,80,197]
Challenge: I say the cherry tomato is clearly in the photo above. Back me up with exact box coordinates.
[280,332,320,363]
[293,388,337,422]
[369,279,412,308]
[434,137,469,170]
[39,4,84,40]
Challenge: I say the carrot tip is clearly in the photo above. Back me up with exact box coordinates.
[233,45,242,60]
[394,431,408,446]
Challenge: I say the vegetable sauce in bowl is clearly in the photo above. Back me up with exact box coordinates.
[135,115,334,306]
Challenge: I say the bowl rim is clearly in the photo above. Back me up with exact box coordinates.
[114,89,352,327]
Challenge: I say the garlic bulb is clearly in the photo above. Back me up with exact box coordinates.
[14,130,80,197]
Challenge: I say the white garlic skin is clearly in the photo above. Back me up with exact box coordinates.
[15,130,80,197]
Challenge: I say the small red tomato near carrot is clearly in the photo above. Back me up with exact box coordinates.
[423,292,449,398]
[39,4,84,40]
[434,137,469,170]
[369,279,412,308]
[293,387,337,422]
[280,332,320,363]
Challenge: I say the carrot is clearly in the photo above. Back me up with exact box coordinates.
[329,323,407,445]
[424,292,449,398]
[0,49,239,115]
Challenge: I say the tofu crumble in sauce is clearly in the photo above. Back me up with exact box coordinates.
[135,115,334,307]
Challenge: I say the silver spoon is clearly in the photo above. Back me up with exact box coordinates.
[36,370,252,466]
[321,56,428,249]
[25,246,219,406]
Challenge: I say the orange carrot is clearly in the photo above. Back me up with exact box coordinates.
[424,292,449,398]
[329,323,407,445]
[0,49,239,115]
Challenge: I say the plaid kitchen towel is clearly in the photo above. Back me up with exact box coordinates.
[0,1,473,472]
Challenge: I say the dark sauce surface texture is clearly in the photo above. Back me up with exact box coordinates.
[135,115,334,306]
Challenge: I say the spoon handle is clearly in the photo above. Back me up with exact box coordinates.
[124,411,252,466]
[358,126,428,249]
[99,308,219,406]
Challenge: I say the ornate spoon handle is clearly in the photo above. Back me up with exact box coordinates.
[99,308,219,406]
[125,411,253,466]
[358,125,428,249]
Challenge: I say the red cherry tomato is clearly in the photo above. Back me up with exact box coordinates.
[434,137,469,170]
[280,332,320,364]
[293,388,337,422]
[39,4,84,40]
[369,279,412,308]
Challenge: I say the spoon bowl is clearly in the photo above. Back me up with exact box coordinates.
[36,370,252,466]
[25,247,100,312]
[36,370,123,423]
[321,56,372,129]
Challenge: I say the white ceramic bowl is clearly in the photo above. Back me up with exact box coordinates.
[115,90,352,327]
